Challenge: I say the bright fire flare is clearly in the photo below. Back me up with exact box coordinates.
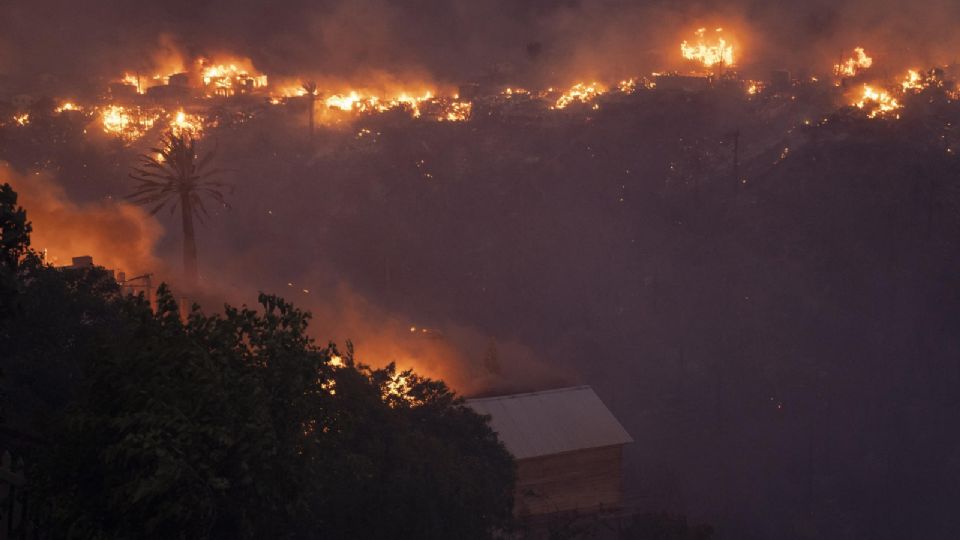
[441,101,472,122]
[13,114,30,126]
[200,59,268,96]
[553,82,606,109]
[122,73,144,93]
[55,102,81,113]
[681,28,735,68]
[169,109,204,138]
[618,79,638,93]
[836,47,873,77]
[101,105,159,141]
[324,90,434,117]
[899,69,941,92]
[855,84,901,118]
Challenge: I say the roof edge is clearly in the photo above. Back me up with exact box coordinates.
[465,385,593,403]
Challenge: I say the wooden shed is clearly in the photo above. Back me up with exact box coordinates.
[466,386,633,517]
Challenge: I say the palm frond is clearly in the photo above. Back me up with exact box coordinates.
[127,130,231,228]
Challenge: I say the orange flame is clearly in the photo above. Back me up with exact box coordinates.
[836,47,873,77]
[553,82,606,109]
[854,84,900,118]
[681,28,735,68]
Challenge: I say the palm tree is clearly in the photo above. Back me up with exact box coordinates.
[127,131,229,286]
[302,80,318,139]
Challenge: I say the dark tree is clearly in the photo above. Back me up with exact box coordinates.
[127,132,229,286]
[302,81,318,140]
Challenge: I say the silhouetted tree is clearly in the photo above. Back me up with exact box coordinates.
[127,132,229,285]
[302,81,318,140]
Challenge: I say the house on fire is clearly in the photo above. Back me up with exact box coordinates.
[466,386,633,517]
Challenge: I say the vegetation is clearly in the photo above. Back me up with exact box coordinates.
[6,81,960,537]
[0,184,515,539]
[127,132,230,286]
[302,81,318,139]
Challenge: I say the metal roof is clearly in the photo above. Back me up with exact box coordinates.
[466,386,633,460]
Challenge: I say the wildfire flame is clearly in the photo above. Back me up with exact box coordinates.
[199,58,268,96]
[618,78,638,93]
[900,69,942,92]
[553,82,606,109]
[836,47,873,77]
[680,28,735,68]
[101,105,159,141]
[169,109,204,138]
[55,102,81,113]
[121,73,144,94]
[855,84,901,118]
[324,90,434,117]
[502,87,530,97]
[441,101,472,122]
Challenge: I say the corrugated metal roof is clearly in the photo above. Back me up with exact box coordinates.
[466,386,633,460]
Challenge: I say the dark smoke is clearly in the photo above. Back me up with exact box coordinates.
[6,0,960,88]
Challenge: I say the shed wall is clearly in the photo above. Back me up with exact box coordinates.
[515,444,624,516]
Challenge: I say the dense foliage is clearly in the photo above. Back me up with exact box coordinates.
[5,81,960,538]
[0,185,515,539]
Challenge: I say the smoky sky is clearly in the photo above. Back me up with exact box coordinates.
[5,0,960,87]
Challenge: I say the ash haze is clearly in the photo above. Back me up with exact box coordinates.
[5,0,960,85]
[4,0,960,537]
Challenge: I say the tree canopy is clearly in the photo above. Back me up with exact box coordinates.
[0,182,515,539]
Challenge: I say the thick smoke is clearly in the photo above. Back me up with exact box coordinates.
[5,0,960,90]
[2,162,163,275]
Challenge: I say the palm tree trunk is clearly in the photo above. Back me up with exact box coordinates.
[308,95,315,140]
[180,191,198,286]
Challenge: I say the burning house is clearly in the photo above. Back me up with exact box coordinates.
[466,386,633,518]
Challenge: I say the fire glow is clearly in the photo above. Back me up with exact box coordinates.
[836,47,873,77]
[323,90,434,117]
[553,82,607,109]
[855,84,901,118]
[680,28,735,68]
[169,110,204,138]
[101,105,159,141]
[200,58,268,96]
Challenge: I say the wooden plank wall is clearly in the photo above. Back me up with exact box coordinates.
[515,444,624,516]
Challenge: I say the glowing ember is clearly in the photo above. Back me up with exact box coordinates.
[13,113,30,126]
[618,78,638,93]
[199,59,268,96]
[386,373,410,398]
[101,105,159,141]
[553,82,606,109]
[121,73,144,93]
[324,90,434,117]
[502,87,530,97]
[900,69,941,92]
[855,84,901,118]
[169,109,204,138]
[836,47,873,77]
[902,69,923,91]
[441,101,472,121]
[55,102,81,113]
[681,28,735,68]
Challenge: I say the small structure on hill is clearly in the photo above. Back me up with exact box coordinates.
[466,386,632,517]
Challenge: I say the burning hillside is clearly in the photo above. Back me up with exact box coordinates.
[8,24,958,153]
